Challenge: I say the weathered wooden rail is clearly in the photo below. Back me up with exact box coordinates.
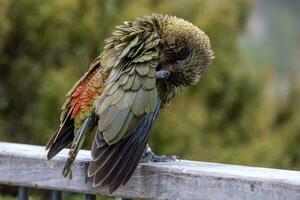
[0,142,300,200]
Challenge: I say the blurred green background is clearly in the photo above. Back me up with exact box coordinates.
[1,0,300,199]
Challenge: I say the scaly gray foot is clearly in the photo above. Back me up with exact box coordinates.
[140,145,180,163]
[151,154,180,162]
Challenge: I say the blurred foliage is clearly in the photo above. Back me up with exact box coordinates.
[1,0,300,199]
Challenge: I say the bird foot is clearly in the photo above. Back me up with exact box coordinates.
[151,154,180,162]
[140,146,180,163]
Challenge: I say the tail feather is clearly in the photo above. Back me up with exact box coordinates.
[120,118,153,186]
[110,108,155,190]
[88,101,161,193]
[88,140,124,178]
[46,117,74,160]
[100,116,150,187]
[62,116,96,177]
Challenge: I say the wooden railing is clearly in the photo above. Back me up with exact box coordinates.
[0,142,300,200]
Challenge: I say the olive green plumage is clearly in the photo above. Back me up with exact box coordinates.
[94,16,161,145]
[46,13,214,193]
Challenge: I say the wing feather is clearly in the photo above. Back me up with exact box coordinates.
[46,57,106,158]
[89,101,161,193]
[88,18,161,193]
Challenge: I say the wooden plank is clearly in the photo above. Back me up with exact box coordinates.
[0,142,300,200]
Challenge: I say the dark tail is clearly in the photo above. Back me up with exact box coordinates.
[46,115,96,178]
[88,101,161,193]
[62,116,96,177]
[46,116,74,160]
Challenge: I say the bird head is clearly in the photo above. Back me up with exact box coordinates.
[157,15,214,87]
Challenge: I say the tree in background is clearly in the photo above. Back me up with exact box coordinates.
[1,0,300,174]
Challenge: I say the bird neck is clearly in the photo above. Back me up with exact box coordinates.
[157,80,176,109]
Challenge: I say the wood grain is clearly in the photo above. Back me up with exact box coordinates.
[0,142,300,200]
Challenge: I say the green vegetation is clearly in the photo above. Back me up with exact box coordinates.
[1,0,300,199]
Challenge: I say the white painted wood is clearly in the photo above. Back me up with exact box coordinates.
[0,142,300,200]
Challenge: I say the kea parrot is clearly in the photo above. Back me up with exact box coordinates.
[46,13,214,193]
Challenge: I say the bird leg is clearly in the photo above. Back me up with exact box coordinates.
[140,144,180,163]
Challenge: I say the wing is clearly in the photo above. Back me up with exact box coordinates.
[61,57,108,129]
[88,19,161,192]
[46,57,108,159]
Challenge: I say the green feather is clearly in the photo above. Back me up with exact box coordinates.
[142,76,155,90]
[96,16,160,145]
[62,116,95,177]
[103,108,130,144]
[135,63,149,76]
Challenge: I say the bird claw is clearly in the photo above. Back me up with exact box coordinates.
[152,154,180,162]
[140,148,180,163]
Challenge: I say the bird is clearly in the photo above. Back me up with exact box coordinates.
[45,13,214,193]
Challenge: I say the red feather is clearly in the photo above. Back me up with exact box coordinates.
[68,67,107,119]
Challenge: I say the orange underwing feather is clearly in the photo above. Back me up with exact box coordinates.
[69,68,104,118]
[46,58,109,154]
[62,59,109,130]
